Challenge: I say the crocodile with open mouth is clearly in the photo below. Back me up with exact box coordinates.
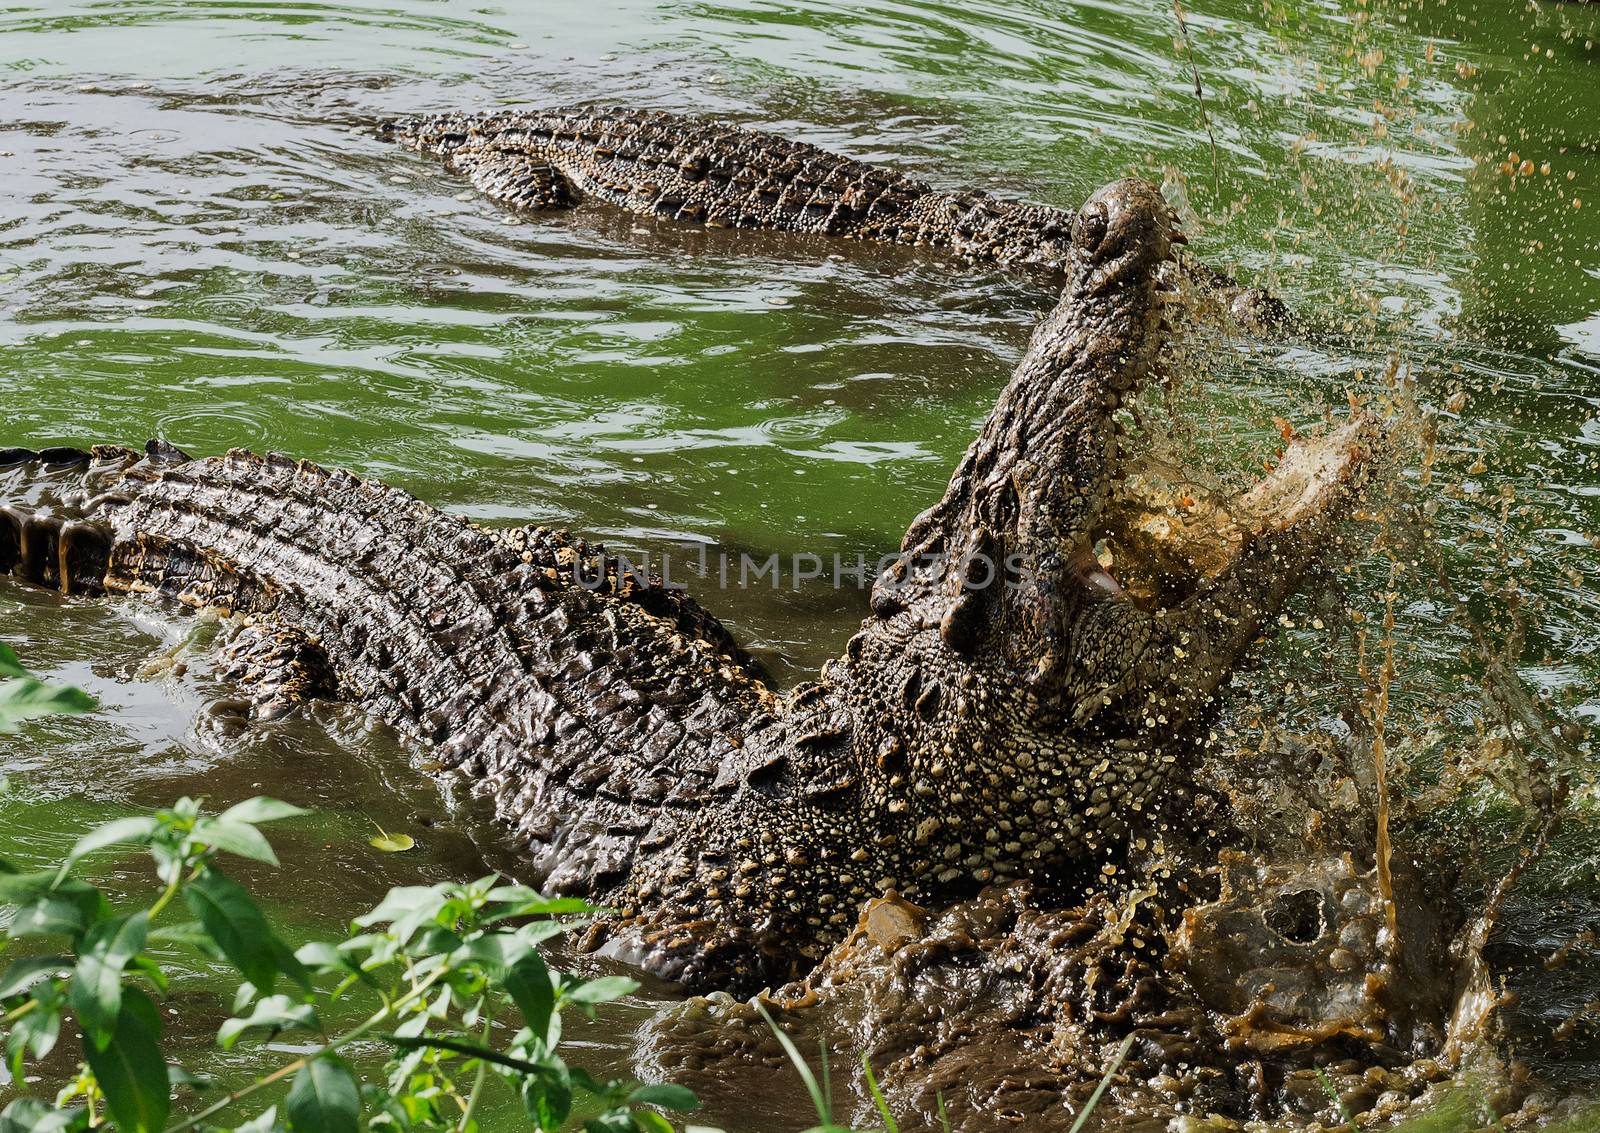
[0,179,1373,994]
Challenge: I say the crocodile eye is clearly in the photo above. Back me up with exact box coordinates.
[1073,203,1109,256]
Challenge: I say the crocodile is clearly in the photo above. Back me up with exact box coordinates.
[0,180,1374,994]
[380,104,1290,330]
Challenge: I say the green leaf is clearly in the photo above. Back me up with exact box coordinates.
[0,867,74,905]
[218,994,319,1049]
[167,1063,211,1090]
[7,988,63,1067]
[58,816,160,881]
[563,975,639,1006]
[502,952,556,1045]
[82,986,170,1133]
[148,920,223,953]
[285,1056,360,1133]
[7,895,90,938]
[217,798,309,826]
[232,1106,282,1133]
[409,924,465,959]
[271,936,313,993]
[0,1098,88,1133]
[294,941,353,974]
[508,920,576,951]
[581,1113,634,1133]
[0,643,28,679]
[390,1013,428,1040]
[489,901,596,927]
[630,1112,676,1133]
[0,677,96,732]
[231,1106,282,1133]
[183,867,283,991]
[862,1054,898,1133]
[628,1083,700,1112]
[522,1068,574,1131]
[129,954,173,995]
[369,833,415,853]
[354,882,451,928]
[72,910,150,1050]
[0,954,70,998]
[486,885,596,919]
[455,933,523,975]
[3,876,108,941]
[191,818,280,866]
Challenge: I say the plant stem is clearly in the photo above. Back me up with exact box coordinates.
[169,1054,309,1133]
[455,1017,495,1133]
[385,1033,546,1078]
[162,964,451,1133]
[1067,1034,1134,1133]
[2,998,38,1026]
[146,867,187,921]
[1172,0,1220,192]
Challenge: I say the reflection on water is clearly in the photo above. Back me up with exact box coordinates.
[0,0,1597,1129]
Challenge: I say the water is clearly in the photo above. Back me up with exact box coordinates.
[0,0,1597,1129]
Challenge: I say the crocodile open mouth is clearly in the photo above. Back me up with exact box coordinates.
[1094,415,1380,608]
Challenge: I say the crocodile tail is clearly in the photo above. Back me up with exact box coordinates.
[0,443,188,595]
[3,442,784,927]
[1,441,769,746]
[378,112,482,157]
[1,442,533,745]
[114,448,541,744]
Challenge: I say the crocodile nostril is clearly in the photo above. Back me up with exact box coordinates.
[1265,888,1328,945]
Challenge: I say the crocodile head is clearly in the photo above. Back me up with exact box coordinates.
[583,179,1380,993]
[837,178,1378,871]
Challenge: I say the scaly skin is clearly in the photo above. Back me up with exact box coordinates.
[380,105,1289,329]
[0,181,1369,993]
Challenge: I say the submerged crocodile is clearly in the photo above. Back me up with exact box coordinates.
[381,104,1289,329]
[0,180,1373,994]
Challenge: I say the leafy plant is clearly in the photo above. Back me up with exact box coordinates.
[0,643,946,1133]
[0,644,697,1132]
[0,643,94,735]
[0,796,702,1132]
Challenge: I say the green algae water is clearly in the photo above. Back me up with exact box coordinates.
[1,1,1598,1130]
